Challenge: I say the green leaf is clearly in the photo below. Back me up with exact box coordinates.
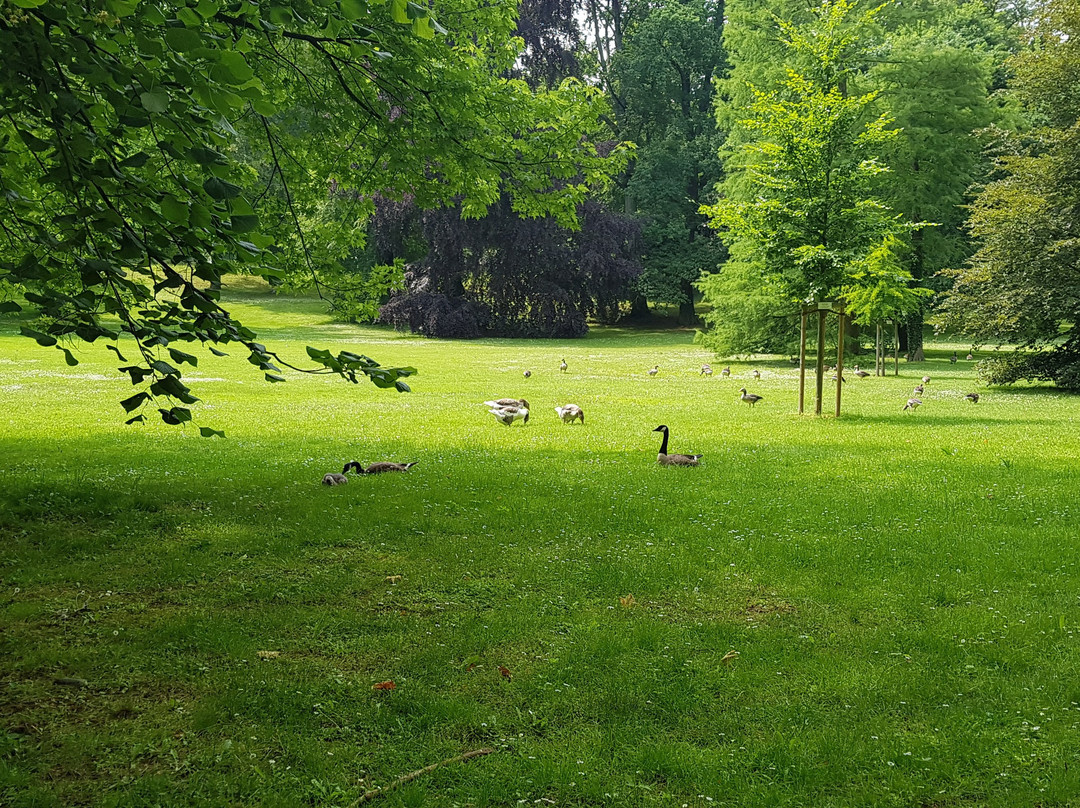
[229,214,260,233]
[121,392,150,412]
[151,360,181,376]
[208,346,229,357]
[265,373,287,383]
[0,301,22,313]
[252,99,278,116]
[139,90,170,114]
[125,414,146,425]
[10,0,48,7]
[164,27,202,52]
[160,195,189,224]
[342,0,366,19]
[106,344,128,362]
[20,326,57,347]
[61,348,79,367]
[218,51,254,83]
[169,348,199,367]
[395,380,411,392]
[204,176,242,200]
[390,0,409,24]
[199,426,226,438]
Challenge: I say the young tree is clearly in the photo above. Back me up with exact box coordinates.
[0,0,624,431]
[936,0,1080,389]
[700,1,912,357]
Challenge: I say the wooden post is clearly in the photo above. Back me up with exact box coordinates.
[875,323,882,376]
[815,306,827,416]
[893,319,899,376]
[835,305,845,417]
[799,309,807,414]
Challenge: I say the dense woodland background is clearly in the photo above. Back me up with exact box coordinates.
[1,0,1079,413]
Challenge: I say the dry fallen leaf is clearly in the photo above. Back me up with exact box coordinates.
[385,575,402,583]
[619,594,636,609]
[720,650,740,665]
[498,665,512,680]
[257,650,281,660]
[372,681,397,691]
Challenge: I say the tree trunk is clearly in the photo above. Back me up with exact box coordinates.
[677,280,697,326]
[906,311,925,362]
[628,293,650,321]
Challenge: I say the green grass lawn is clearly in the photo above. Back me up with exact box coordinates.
[3,285,1080,807]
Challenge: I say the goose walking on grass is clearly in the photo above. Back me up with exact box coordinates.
[322,472,349,486]
[752,369,761,380]
[913,384,924,395]
[555,404,585,424]
[489,404,529,426]
[648,365,659,377]
[560,358,568,373]
[343,461,418,475]
[853,368,871,378]
[484,398,527,409]
[701,364,713,376]
[951,352,958,364]
[965,392,980,403]
[739,388,763,407]
[903,398,923,412]
[653,425,702,466]
[922,375,931,384]
[721,366,731,377]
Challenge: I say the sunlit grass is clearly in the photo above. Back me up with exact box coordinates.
[2,283,1080,807]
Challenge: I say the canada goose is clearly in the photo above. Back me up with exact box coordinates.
[853,369,871,378]
[322,472,348,486]
[523,370,532,378]
[966,353,974,360]
[721,366,731,377]
[965,392,980,403]
[489,405,529,425]
[831,372,846,383]
[555,404,584,424]
[903,397,922,412]
[559,358,567,373]
[701,364,713,376]
[739,388,763,407]
[922,375,931,384]
[752,369,761,380]
[653,425,702,466]
[343,461,418,475]
[913,384,924,395]
[647,365,659,376]
[950,352,958,364]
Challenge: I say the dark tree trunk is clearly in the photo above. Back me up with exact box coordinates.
[629,293,651,320]
[677,280,697,326]
[906,312,925,362]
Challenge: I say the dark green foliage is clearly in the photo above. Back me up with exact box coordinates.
[0,0,623,428]
[936,0,1080,385]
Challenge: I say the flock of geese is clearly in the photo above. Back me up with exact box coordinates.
[324,355,984,482]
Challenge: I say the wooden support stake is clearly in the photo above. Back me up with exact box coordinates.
[893,319,899,376]
[799,309,807,414]
[815,308,826,416]
[835,306,845,417]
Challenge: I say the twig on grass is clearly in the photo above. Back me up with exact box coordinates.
[352,748,495,805]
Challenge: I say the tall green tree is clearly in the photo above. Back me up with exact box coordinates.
[936,0,1080,389]
[610,0,727,325]
[699,0,912,356]
[0,0,624,430]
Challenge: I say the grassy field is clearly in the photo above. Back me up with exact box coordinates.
[3,283,1080,807]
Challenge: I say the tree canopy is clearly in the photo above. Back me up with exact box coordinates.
[935,0,1080,388]
[0,0,625,430]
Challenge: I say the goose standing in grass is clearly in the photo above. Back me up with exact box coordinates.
[950,352,958,364]
[721,366,731,377]
[739,388,763,407]
[559,358,568,373]
[648,365,659,377]
[853,368,871,378]
[913,384,924,396]
[653,425,702,466]
[488,402,529,425]
[343,461,418,475]
[966,352,974,360]
[555,404,585,424]
[701,364,713,376]
[965,392,980,403]
[903,397,922,412]
[922,375,931,384]
[322,472,349,486]
[752,369,761,380]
